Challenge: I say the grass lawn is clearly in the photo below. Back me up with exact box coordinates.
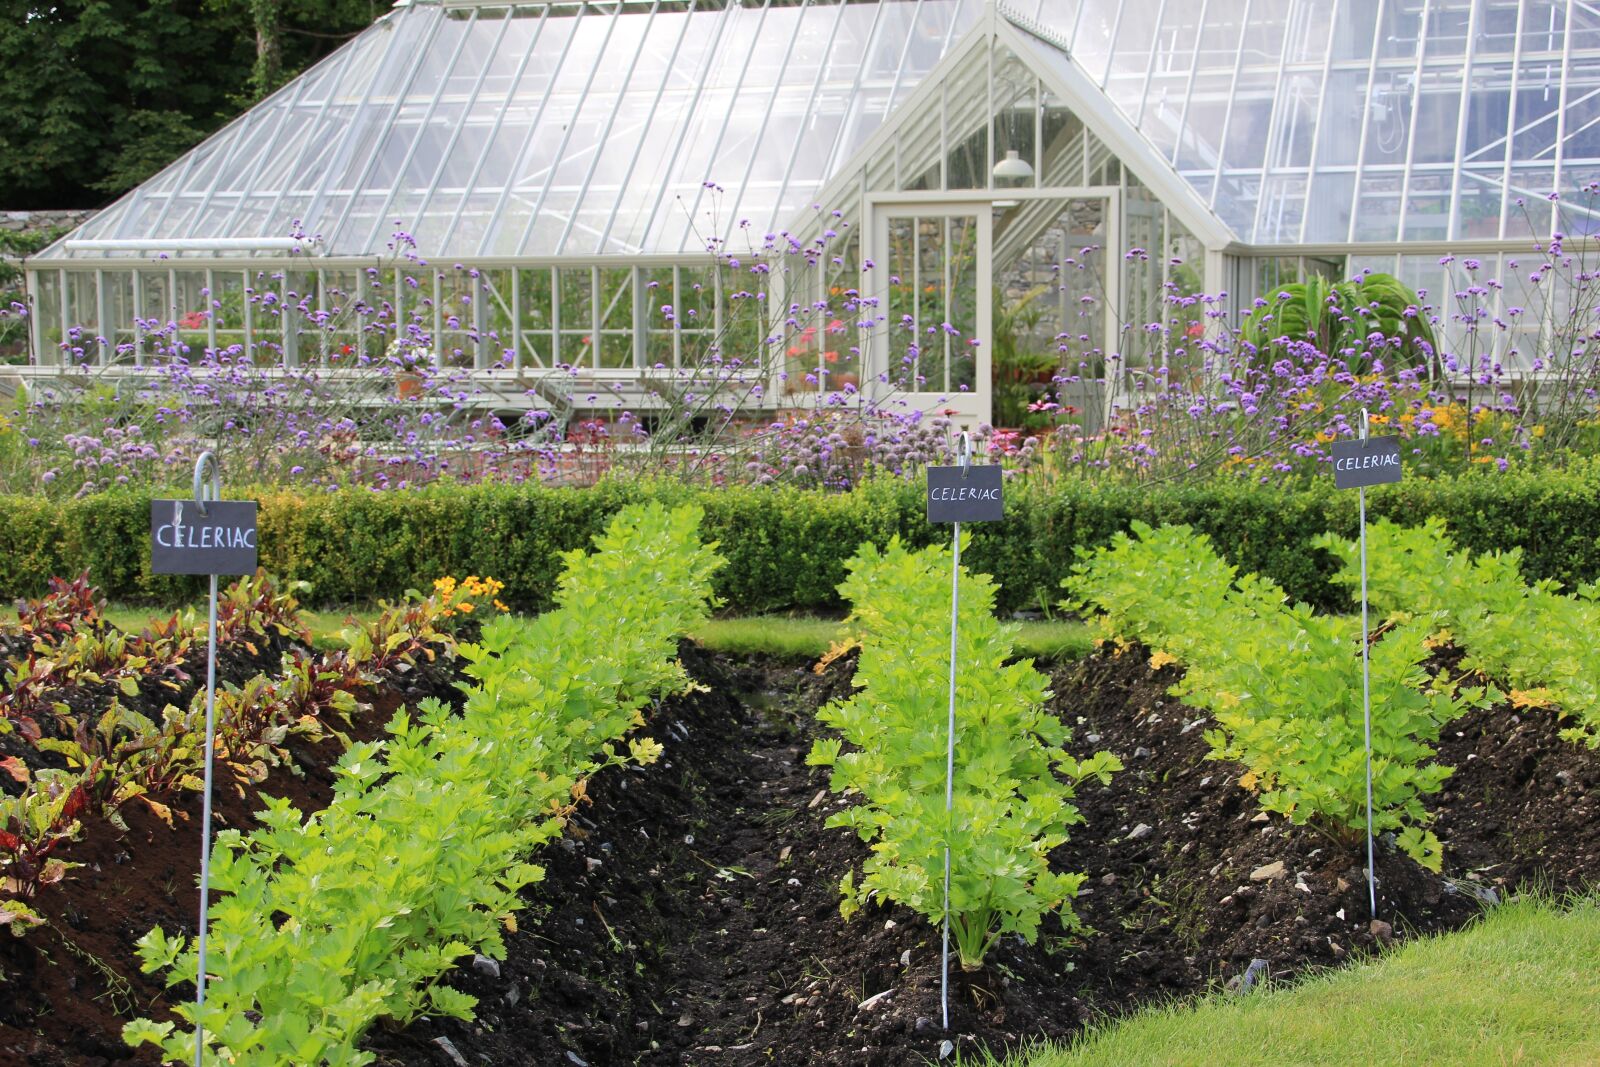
[987,895,1600,1067]
[688,615,1096,662]
[102,606,1096,663]
[103,604,379,653]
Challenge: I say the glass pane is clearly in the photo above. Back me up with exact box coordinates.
[557,266,593,368]
[439,267,477,367]
[597,267,633,370]
[640,266,675,368]
[1304,171,1356,243]
[284,270,317,365]
[66,273,98,364]
[213,270,247,359]
[247,269,286,366]
[516,266,554,368]
[678,265,716,366]
[1401,172,1452,241]
[320,270,363,366]
[478,268,515,367]
[994,198,1108,427]
[884,213,978,397]
[35,271,62,354]
[104,270,136,363]
[139,270,171,360]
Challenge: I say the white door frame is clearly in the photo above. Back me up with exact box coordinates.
[866,187,1121,431]
[866,200,993,429]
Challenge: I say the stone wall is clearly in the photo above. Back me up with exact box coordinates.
[1,208,96,242]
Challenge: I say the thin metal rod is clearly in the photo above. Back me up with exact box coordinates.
[941,432,970,1032]
[196,570,218,1067]
[942,515,958,1033]
[193,451,221,1066]
[1359,411,1376,920]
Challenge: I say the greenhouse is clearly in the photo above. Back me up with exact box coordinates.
[23,0,1600,426]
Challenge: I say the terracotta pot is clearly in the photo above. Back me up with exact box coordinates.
[396,371,423,399]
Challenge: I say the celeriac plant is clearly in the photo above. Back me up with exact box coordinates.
[124,502,720,1065]
[1316,517,1600,745]
[1065,522,1490,871]
[809,537,1119,971]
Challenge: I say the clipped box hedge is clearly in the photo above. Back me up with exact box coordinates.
[2,463,1597,615]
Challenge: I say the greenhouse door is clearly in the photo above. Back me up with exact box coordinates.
[870,204,993,428]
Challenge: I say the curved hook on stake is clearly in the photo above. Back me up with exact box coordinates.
[956,431,972,475]
[1359,407,1370,443]
[192,452,221,515]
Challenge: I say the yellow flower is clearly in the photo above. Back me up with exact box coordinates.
[493,599,509,613]
[458,601,475,614]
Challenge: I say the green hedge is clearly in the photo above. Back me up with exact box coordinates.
[4,463,1598,615]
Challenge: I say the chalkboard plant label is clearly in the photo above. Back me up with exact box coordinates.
[926,465,1004,523]
[150,499,259,576]
[1330,435,1403,490]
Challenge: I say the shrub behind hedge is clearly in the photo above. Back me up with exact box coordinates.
[3,463,1596,614]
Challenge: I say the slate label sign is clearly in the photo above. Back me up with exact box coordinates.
[927,465,1004,523]
[150,499,259,575]
[1330,435,1403,490]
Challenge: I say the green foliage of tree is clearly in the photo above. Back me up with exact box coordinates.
[0,0,377,209]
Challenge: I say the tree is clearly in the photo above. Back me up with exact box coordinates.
[0,0,375,209]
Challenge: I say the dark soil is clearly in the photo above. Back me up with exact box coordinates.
[362,641,1574,1067]
[1430,702,1600,893]
[7,640,1599,1067]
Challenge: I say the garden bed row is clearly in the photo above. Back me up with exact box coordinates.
[3,630,1596,1065]
[365,646,1600,1066]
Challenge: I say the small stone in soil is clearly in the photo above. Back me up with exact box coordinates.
[432,1037,469,1067]
[1126,823,1153,841]
[858,988,893,1011]
[1250,860,1286,881]
[471,954,500,978]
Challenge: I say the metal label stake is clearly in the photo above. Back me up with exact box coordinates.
[149,455,258,1065]
[924,433,1002,1034]
[1328,413,1402,920]
[194,454,220,1067]
[1358,412,1377,920]
[941,432,968,1033]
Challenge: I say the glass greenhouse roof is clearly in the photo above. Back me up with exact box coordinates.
[41,0,1600,262]
[1009,0,1600,244]
[51,0,983,260]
